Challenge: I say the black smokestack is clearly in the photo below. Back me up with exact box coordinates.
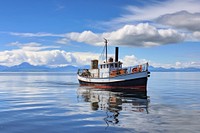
[115,47,118,62]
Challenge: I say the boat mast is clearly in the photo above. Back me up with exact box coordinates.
[104,38,108,62]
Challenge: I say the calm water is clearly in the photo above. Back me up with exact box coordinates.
[0,72,199,133]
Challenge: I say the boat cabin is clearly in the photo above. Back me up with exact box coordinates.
[89,47,127,78]
[99,60,123,78]
[90,59,123,78]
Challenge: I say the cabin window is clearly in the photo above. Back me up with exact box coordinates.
[110,64,113,68]
[107,64,109,68]
[115,63,118,68]
[103,65,105,68]
[100,65,102,69]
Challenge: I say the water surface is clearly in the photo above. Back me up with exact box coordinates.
[0,72,199,133]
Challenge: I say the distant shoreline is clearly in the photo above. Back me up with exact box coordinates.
[0,71,199,73]
[1,62,200,72]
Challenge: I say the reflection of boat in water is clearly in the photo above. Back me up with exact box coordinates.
[77,87,150,126]
[77,39,150,90]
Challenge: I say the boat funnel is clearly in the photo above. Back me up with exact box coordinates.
[115,47,119,62]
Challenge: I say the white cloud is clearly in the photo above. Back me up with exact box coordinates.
[0,49,74,66]
[0,49,151,67]
[97,0,200,44]
[66,31,102,45]
[0,47,199,69]
[156,11,200,31]
[7,42,60,51]
[72,52,101,65]
[9,22,186,47]
[6,0,200,47]
[149,61,200,69]
[103,23,185,47]
[122,55,148,67]
[104,0,200,26]
[9,32,65,37]
[0,48,100,67]
[174,61,200,68]
[192,32,200,40]
[60,23,185,47]
[1,1,199,69]
[55,38,70,45]
[175,61,182,67]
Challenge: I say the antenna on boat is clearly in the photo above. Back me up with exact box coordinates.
[104,38,108,62]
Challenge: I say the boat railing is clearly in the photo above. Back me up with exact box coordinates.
[109,62,149,77]
[78,63,149,78]
[127,62,149,74]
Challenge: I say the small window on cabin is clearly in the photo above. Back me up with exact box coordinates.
[107,64,109,68]
[115,63,118,68]
[100,65,102,69]
[111,64,113,68]
[103,65,105,68]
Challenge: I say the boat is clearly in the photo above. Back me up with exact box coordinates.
[77,39,150,90]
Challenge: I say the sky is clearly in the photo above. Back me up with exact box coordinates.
[0,0,200,68]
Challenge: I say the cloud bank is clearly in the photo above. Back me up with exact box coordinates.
[0,43,100,67]
[103,0,200,25]
[6,0,200,47]
[102,24,185,47]
[10,23,187,47]
[57,23,186,47]
[1,48,199,69]
[156,11,200,32]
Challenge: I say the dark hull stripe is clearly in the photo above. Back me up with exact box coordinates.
[78,77,148,91]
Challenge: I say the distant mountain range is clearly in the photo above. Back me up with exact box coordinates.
[148,66,200,72]
[0,62,199,72]
[0,62,78,72]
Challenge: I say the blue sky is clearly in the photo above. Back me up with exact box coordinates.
[0,0,200,68]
